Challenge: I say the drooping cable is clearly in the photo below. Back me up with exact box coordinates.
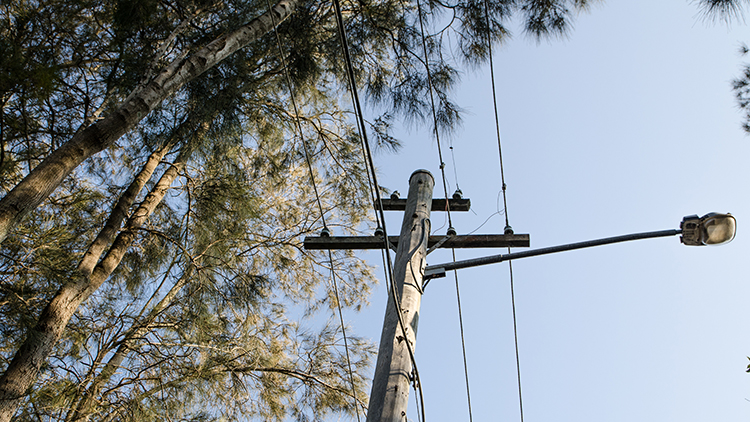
[264,2,361,419]
[481,2,525,422]
[414,382,424,422]
[330,0,427,419]
[414,1,474,420]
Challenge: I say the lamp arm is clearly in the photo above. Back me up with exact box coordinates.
[424,229,682,278]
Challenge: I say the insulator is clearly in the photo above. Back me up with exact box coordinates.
[446,226,457,236]
[504,225,514,235]
[374,226,385,236]
[320,227,331,237]
[390,191,400,200]
[452,189,463,200]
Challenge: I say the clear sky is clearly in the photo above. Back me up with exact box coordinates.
[348,1,750,421]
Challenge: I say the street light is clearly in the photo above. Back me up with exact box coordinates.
[680,213,736,246]
[424,213,737,279]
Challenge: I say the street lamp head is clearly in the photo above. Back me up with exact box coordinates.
[680,213,736,246]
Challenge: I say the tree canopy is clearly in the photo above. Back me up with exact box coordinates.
[0,0,746,420]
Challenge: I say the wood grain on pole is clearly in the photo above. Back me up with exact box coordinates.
[366,170,434,422]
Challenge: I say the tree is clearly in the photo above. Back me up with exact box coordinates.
[2,67,378,420]
[0,0,381,416]
[1,0,741,420]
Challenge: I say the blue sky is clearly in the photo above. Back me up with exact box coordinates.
[349,1,750,421]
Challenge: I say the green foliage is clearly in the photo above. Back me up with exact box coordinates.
[0,0,635,419]
[0,180,106,356]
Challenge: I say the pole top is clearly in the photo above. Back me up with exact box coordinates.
[409,169,434,184]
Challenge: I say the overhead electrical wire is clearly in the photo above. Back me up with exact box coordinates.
[264,2,362,419]
[414,0,454,231]
[329,0,428,420]
[481,1,526,421]
[451,249,474,422]
[413,1,474,420]
[450,144,461,193]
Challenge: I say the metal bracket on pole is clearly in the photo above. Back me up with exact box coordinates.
[426,235,452,255]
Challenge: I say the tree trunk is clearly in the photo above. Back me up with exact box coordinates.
[0,147,190,422]
[80,142,175,274]
[0,0,297,245]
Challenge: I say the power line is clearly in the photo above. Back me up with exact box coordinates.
[415,0,454,231]
[481,0,525,421]
[508,262,524,422]
[329,1,428,420]
[413,2,474,420]
[264,3,361,419]
[449,144,461,192]
[452,249,474,422]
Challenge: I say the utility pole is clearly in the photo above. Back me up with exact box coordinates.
[304,169,737,420]
[366,169,433,422]
[303,169,529,421]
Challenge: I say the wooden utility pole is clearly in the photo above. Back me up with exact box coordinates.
[303,169,530,421]
[367,169,433,422]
